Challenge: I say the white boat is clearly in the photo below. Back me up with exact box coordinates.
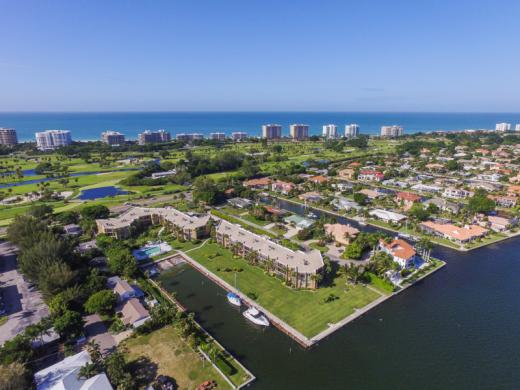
[226,292,241,307]
[243,307,270,327]
[307,212,318,219]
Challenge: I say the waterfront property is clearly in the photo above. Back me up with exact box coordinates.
[378,238,417,269]
[215,219,324,289]
[324,223,360,245]
[96,206,210,240]
[420,221,488,244]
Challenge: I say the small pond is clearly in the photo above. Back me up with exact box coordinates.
[77,186,129,200]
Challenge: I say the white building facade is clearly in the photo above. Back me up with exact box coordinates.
[380,125,404,137]
[322,124,338,139]
[345,124,359,138]
[35,130,72,150]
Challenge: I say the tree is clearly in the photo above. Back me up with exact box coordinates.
[38,261,76,299]
[105,351,136,389]
[53,310,84,340]
[80,204,110,220]
[467,190,495,214]
[353,192,368,205]
[27,204,53,219]
[7,215,48,251]
[0,362,32,390]
[193,177,221,205]
[445,160,459,171]
[0,335,33,365]
[343,242,363,260]
[106,247,138,277]
[84,290,117,315]
[409,203,430,221]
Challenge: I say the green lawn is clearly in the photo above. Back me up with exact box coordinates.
[180,242,382,338]
[124,325,232,390]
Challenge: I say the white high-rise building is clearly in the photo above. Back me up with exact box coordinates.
[345,124,360,138]
[262,124,282,139]
[380,125,404,137]
[232,132,248,141]
[210,132,226,141]
[515,124,520,131]
[496,123,512,131]
[101,131,125,145]
[322,124,338,139]
[35,130,72,150]
[290,124,309,140]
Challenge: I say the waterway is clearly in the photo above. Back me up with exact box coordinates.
[162,199,520,389]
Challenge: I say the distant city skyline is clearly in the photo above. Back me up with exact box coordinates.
[1,1,519,112]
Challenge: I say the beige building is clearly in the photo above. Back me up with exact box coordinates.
[96,207,209,240]
[216,219,323,289]
[0,128,17,146]
[324,223,359,245]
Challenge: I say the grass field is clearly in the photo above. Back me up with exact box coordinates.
[183,242,383,338]
[123,325,232,390]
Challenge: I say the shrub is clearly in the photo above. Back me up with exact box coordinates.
[215,355,236,376]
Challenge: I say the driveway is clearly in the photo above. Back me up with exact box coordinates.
[0,241,49,345]
[84,314,116,354]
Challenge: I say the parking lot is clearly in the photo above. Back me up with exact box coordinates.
[0,241,49,345]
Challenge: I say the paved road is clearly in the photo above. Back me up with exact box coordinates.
[0,241,49,345]
[84,314,116,354]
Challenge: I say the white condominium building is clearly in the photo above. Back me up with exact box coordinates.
[515,124,520,131]
[232,132,248,141]
[138,129,171,145]
[176,133,204,142]
[262,124,282,139]
[0,128,18,146]
[381,125,404,137]
[35,130,72,150]
[210,132,226,141]
[290,124,309,140]
[496,123,511,131]
[345,124,360,138]
[101,130,125,145]
[322,124,338,139]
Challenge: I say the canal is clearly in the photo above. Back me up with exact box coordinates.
[164,200,520,389]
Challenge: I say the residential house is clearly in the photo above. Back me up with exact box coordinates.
[284,214,315,229]
[395,191,421,210]
[507,185,520,197]
[96,207,210,240]
[487,215,512,232]
[420,221,488,243]
[410,184,442,194]
[358,170,384,182]
[378,239,417,269]
[63,224,82,236]
[358,188,384,200]
[215,219,323,288]
[423,198,461,214]
[443,187,471,199]
[120,298,151,328]
[298,191,324,203]
[243,177,271,190]
[331,182,353,192]
[271,180,296,195]
[34,350,113,390]
[368,209,407,224]
[308,175,329,185]
[488,195,517,208]
[324,223,360,245]
[338,168,356,180]
[332,197,362,212]
[227,197,253,209]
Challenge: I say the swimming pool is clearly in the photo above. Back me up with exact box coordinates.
[133,242,172,261]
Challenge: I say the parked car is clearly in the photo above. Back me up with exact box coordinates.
[197,380,217,390]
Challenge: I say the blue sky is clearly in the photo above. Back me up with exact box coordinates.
[1,0,519,112]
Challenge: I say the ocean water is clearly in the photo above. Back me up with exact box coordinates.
[1,112,520,141]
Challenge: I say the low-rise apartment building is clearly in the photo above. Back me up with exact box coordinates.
[216,219,323,289]
[96,207,209,240]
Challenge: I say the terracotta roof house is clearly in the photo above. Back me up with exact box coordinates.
[358,188,384,199]
[358,170,384,182]
[395,192,421,210]
[379,238,417,269]
[420,221,488,243]
[308,175,329,185]
[349,162,361,168]
[120,298,151,328]
[243,177,271,189]
[488,195,517,208]
[507,185,520,197]
[324,223,360,245]
[338,168,356,180]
